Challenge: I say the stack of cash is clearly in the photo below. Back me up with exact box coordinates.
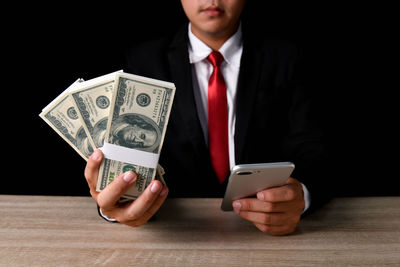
[40,71,175,199]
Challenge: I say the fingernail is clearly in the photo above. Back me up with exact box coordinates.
[151,181,161,194]
[233,201,241,209]
[233,201,241,214]
[123,171,135,183]
[257,192,264,200]
[92,150,102,161]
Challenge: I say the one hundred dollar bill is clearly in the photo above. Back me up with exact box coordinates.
[69,71,121,148]
[69,70,167,188]
[97,72,175,199]
[40,72,169,199]
[39,79,94,160]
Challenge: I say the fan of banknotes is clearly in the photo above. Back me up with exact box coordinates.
[40,70,175,199]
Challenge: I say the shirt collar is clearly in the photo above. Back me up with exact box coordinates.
[188,23,243,68]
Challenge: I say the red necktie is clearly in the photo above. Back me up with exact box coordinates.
[207,51,229,183]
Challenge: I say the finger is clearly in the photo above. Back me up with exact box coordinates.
[137,186,169,224]
[124,180,164,221]
[253,223,296,236]
[84,149,103,198]
[97,171,137,211]
[233,198,288,213]
[257,182,302,203]
[236,210,287,226]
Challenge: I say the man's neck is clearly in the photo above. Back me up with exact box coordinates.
[190,23,239,51]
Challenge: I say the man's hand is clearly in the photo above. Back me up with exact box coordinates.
[84,149,168,227]
[232,177,305,235]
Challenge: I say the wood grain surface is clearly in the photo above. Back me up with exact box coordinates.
[1,195,399,266]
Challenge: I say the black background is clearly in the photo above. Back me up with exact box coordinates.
[4,2,398,197]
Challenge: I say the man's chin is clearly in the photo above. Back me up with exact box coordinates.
[200,20,236,37]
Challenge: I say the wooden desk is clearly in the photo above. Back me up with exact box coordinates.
[0,195,399,266]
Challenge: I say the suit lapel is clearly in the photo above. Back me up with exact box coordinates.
[167,26,209,158]
[234,36,263,164]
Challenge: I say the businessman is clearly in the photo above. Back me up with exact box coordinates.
[84,0,330,235]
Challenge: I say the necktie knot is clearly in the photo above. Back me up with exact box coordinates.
[207,51,224,68]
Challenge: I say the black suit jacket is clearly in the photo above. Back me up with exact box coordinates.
[124,23,331,212]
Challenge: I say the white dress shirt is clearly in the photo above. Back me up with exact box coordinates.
[187,23,310,212]
[188,23,242,170]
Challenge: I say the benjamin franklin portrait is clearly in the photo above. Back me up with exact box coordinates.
[76,127,94,158]
[92,117,108,148]
[109,113,161,152]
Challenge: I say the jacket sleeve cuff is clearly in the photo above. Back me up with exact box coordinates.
[301,183,311,214]
[97,205,118,223]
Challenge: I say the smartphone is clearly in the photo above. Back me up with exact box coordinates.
[221,162,295,211]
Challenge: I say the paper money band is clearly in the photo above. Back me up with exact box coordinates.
[100,142,159,169]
